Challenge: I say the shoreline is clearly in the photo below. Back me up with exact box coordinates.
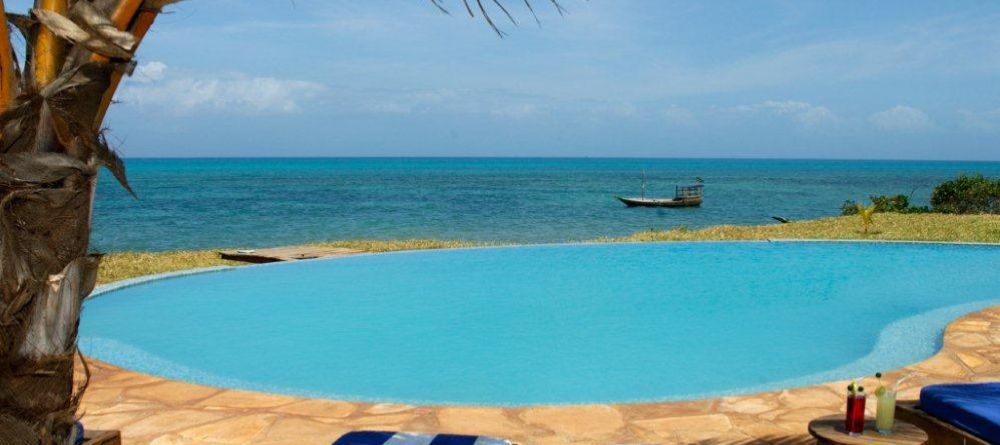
[97,213,1000,285]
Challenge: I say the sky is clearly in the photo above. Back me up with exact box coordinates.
[10,0,1000,159]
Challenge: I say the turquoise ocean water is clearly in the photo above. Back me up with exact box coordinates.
[93,158,1000,252]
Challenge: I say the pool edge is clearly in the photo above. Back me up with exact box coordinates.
[90,238,1000,293]
[76,303,1000,444]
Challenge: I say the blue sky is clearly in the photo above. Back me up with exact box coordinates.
[12,1,1000,159]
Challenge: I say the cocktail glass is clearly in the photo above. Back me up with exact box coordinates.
[876,389,897,435]
[849,394,866,435]
[845,393,856,432]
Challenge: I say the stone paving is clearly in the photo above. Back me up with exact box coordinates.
[76,306,1000,445]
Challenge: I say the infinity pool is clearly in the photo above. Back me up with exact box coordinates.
[80,242,1000,405]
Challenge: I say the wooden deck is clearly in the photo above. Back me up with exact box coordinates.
[218,246,363,263]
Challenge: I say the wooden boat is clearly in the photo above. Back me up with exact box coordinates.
[616,195,702,207]
[617,180,704,208]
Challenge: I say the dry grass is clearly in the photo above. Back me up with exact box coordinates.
[97,251,242,285]
[606,213,1000,244]
[97,214,999,285]
[97,239,485,284]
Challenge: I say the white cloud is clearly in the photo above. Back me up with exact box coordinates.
[353,89,644,121]
[119,62,326,114]
[869,105,934,131]
[608,102,638,117]
[958,108,1000,132]
[795,106,838,126]
[362,102,413,114]
[569,101,638,119]
[222,18,394,34]
[731,100,837,126]
[356,89,461,115]
[662,105,697,126]
[491,104,539,119]
[132,61,166,83]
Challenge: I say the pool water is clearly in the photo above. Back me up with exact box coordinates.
[80,242,1000,405]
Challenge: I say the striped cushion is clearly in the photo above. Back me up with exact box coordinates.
[333,431,511,445]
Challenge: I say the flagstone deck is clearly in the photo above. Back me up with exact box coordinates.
[76,306,1000,445]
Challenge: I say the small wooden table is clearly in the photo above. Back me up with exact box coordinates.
[808,415,928,445]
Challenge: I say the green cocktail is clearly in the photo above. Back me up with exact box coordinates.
[875,388,897,434]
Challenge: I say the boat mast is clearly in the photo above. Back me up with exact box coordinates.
[641,169,646,199]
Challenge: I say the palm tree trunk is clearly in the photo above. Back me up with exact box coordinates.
[0,70,104,445]
[0,1,166,443]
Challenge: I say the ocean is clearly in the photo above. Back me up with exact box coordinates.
[92,158,1000,252]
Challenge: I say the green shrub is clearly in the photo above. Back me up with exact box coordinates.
[930,174,1000,214]
[871,194,910,212]
[841,200,859,215]
[840,194,930,216]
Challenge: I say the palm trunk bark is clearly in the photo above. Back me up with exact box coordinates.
[1,1,166,443]
[0,70,105,445]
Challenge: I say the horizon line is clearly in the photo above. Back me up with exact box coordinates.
[120,155,1000,163]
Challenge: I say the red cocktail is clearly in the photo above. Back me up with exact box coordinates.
[845,390,866,435]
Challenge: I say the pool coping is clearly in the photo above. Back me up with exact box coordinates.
[88,238,1000,300]
[78,251,1000,445]
[766,238,1000,246]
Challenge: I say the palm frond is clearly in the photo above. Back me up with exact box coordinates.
[549,0,566,16]
[475,0,505,37]
[429,0,450,15]
[431,0,563,37]
[491,0,518,26]
[522,0,540,26]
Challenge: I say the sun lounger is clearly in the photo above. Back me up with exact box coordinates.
[332,431,512,445]
[897,382,1000,445]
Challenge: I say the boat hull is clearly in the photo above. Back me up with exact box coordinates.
[616,196,702,208]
